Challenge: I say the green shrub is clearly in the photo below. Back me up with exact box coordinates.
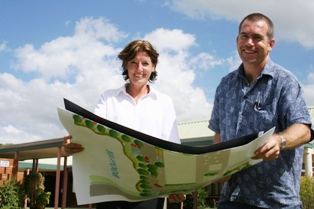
[167,187,213,209]
[196,187,210,208]
[300,176,314,209]
[0,178,24,209]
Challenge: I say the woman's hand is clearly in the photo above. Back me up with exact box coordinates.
[63,135,84,155]
[168,194,186,203]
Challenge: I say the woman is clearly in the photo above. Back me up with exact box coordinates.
[64,40,185,209]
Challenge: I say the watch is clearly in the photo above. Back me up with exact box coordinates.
[278,135,286,150]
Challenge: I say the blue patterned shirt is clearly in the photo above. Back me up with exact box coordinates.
[209,60,312,208]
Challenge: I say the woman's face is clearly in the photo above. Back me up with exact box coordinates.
[125,51,155,87]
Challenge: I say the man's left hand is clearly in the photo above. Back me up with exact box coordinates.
[252,136,281,161]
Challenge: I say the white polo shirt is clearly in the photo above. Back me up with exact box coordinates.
[94,84,180,144]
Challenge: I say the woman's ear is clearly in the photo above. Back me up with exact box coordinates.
[123,61,128,70]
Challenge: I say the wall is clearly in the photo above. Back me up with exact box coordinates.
[0,158,14,183]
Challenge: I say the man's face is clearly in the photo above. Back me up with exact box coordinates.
[236,19,275,67]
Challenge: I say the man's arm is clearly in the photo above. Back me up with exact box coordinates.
[277,123,312,149]
[253,123,311,161]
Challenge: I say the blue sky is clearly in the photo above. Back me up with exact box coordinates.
[1,0,314,144]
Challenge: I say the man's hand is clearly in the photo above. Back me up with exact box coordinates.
[252,135,281,161]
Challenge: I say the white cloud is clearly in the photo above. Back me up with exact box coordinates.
[74,17,127,43]
[303,84,314,107]
[189,53,225,71]
[4,125,20,134]
[144,28,197,52]
[303,72,314,106]
[308,72,314,83]
[226,51,242,72]
[144,28,213,120]
[167,0,314,48]
[65,20,71,26]
[13,17,127,81]
[0,125,40,145]
[0,41,6,52]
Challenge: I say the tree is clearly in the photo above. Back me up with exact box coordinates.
[22,172,51,209]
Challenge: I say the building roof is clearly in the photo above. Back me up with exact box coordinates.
[305,106,314,148]
[178,119,215,146]
[0,137,68,161]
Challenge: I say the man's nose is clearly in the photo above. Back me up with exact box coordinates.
[246,38,254,46]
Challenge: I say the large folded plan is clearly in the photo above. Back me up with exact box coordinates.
[58,99,274,205]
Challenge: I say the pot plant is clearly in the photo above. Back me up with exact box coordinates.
[34,188,51,209]
[22,172,51,209]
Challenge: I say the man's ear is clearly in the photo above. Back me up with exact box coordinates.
[269,38,276,52]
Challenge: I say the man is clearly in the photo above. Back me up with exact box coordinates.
[209,13,313,209]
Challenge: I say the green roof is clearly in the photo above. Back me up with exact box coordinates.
[306,106,314,148]
[18,161,65,171]
[178,106,314,147]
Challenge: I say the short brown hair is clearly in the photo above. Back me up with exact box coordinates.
[118,40,159,82]
[239,13,274,40]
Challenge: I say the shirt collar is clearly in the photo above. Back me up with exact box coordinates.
[237,59,275,78]
[261,59,276,77]
[116,83,158,98]
[114,84,127,97]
